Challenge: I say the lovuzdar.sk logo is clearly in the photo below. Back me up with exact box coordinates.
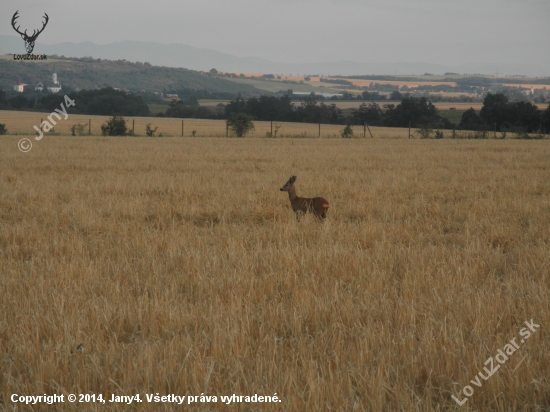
[11,10,49,60]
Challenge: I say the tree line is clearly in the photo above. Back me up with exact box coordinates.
[2,87,549,134]
[0,88,150,116]
[459,93,548,133]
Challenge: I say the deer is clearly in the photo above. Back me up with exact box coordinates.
[280,175,330,220]
[11,11,49,55]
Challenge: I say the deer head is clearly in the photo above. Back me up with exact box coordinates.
[280,176,297,191]
[11,11,49,54]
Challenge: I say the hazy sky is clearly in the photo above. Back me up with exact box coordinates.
[2,0,549,66]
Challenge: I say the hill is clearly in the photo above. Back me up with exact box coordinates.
[0,55,262,95]
[2,35,549,76]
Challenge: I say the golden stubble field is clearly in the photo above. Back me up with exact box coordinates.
[0,136,549,411]
[0,111,411,138]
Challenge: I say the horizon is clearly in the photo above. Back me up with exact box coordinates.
[1,34,549,77]
[1,0,549,75]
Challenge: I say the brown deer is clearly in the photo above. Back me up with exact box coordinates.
[280,176,330,220]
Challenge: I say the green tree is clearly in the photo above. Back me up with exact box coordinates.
[480,93,541,132]
[479,93,509,130]
[542,103,550,134]
[0,124,7,135]
[8,95,30,110]
[101,116,127,136]
[415,126,433,139]
[389,90,403,101]
[353,102,383,126]
[384,96,450,129]
[226,113,255,137]
[0,91,8,109]
[341,124,354,138]
[458,108,485,130]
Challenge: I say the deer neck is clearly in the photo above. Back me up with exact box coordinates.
[287,186,298,202]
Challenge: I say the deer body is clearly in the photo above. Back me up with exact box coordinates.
[280,176,330,220]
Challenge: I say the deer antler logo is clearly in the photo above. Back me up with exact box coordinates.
[11,10,49,55]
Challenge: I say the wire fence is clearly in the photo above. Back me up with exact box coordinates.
[2,112,546,139]
[0,112,411,138]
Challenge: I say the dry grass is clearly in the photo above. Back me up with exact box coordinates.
[1,136,549,411]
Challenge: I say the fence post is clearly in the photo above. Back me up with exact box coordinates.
[318,123,321,138]
[182,120,184,137]
[494,123,496,139]
[89,119,91,135]
[363,123,366,138]
[271,120,273,137]
[365,122,373,138]
[133,119,135,135]
[226,122,229,137]
[408,122,411,139]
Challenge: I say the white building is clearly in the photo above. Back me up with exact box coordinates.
[14,78,27,92]
[35,71,62,94]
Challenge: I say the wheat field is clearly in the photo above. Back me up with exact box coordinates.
[0,111,411,139]
[0,135,549,411]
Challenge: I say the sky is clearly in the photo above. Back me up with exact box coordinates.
[1,0,549,67]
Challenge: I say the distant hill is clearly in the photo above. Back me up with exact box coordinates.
[1,35,548,76]
[0,55,262,94]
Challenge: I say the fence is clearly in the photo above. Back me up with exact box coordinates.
[1,111,546,139]
[0,111,414,138]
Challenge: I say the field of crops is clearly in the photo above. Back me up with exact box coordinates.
[0,111,411,138]
[1,135,549,411]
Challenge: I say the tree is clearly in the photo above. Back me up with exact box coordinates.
[383,96,450,129]
[101,116,127,136]
[415,126,433,139]
[8,95,30,110]
[0,91,8,109]
[226,113,255,137]
[389,90,403,101]
[542,104,550,134]
[480,93,542,132]
[165,101,197,118]
[224,94,247,118]
[361,91,385,101]
[458,108,484,130]
[353,102,383,126]
[341,124,353,138]
[479,93,509,131]
[209,68,218,75]
[508,101,542,133]
[0,124,7,135]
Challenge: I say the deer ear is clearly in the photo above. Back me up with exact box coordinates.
[291,176,296,183]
